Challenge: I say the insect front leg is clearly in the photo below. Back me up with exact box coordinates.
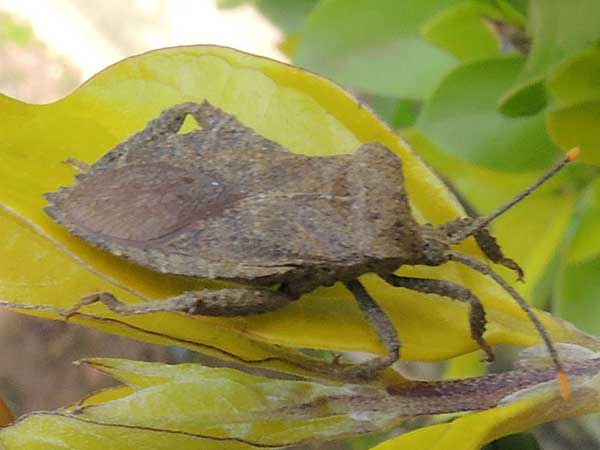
[440,218,524,280]
[472,228,524,280]
[63,287,296,319]
[380,273,493,362]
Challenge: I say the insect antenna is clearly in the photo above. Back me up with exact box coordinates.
[443,148,581,400]
[449,147,580,244]
[447,250,572,400]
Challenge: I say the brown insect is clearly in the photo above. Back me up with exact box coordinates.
[45,101,577,397]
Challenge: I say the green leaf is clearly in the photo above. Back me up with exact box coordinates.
[499,80,548,118]
[255,0,318,35]
[294,0,460,98]
[546,47,600,164]
[0,15,34,47]
[215,0,254,9]
[557,257,600,336]
[555,179,600,334]
[499,0,600,116]
[529,252,562,309]
[548,47,600,106]
[566,178,600,264]
[0,358,405,449]
[74,359,403,446]
[367,96,420,129]
[502,0,527,17]
[418,55,560,171]
[495,0,527,22]
[421,1,504,61]
[3,347,600,449]
[483,433,541,450]
[349,433,389,450]
[547,101,600,166]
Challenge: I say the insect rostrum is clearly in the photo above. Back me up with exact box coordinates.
[44,101,576,394]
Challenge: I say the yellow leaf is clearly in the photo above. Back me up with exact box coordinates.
[0,46,596,379]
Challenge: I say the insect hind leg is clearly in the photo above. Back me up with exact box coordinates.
[67,283,403,381]
[112,101,228,148]
[63,287,296,319]
[142,102,212,137]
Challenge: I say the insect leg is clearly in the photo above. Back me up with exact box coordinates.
[342,279,401,378]
[441,218,524,280]
[380,273,493,361]
[62,157,91,173]
[110,102,220,148]
[472,228,524,280]
[435,172,524,280]
[132,101,254,143]
[446,251,563,370]
[63,288,295,319]
[141,102,209,137]
[447,250,572,400]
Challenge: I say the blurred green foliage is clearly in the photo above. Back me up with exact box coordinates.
[0,14,33,47]
[482,432,541,450]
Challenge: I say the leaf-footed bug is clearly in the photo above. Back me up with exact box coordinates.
[44,101,579,399]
